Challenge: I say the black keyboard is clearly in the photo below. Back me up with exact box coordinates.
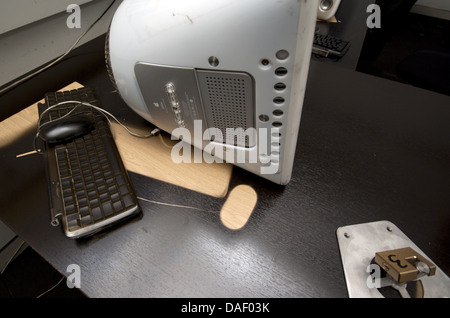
[313,33,350,58]
[39,87,141,238]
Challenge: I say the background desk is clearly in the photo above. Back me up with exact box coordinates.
[1,58,449,298]
[313,0,376,70]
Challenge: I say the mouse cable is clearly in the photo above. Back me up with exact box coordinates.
[34,100,160,153]
[137,196,220,214]
[0,0,116,96]
[36,276,65,298]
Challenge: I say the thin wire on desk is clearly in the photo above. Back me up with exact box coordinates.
[137,196,220,214]
[33,195,221,298]
[37,100,157,137]
[0,0,116,96]
[36,276,65,298]
[37,101,81,131]
[34,100,160,154]
[0,237,23,298]
[0,239,65,298]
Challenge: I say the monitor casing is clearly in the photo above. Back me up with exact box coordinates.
[107,0,318,184]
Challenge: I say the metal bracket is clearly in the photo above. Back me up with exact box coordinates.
[336,220,450,298]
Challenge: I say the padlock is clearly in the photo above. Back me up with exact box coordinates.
[374,247,436,283]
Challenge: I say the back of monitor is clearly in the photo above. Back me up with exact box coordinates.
[107,0,318,185]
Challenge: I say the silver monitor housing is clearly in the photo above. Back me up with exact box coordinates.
[107,0,319,184]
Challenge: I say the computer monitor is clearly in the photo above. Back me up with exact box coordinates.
[106,0,319,185]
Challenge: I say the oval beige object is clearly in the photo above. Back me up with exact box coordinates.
[220,185,258,230]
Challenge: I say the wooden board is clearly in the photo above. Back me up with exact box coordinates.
[111,120,233,199]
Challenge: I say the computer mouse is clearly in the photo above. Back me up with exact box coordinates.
[39,114,95,145]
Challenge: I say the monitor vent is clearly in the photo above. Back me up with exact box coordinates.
[197,70,255,147]
[205,76,247,132]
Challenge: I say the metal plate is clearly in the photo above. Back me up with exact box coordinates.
[336,220,450,298]
[135,62,206,136]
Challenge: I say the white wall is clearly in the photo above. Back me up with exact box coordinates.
[0,0,122,88]
[0,0,93,35]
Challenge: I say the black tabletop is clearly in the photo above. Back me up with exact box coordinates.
[1,57,449,298]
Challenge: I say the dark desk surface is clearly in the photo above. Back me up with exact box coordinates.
[1,59,449,298]
[314,0,376,70]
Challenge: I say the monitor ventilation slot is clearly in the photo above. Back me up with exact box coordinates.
[197,70,255,148]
